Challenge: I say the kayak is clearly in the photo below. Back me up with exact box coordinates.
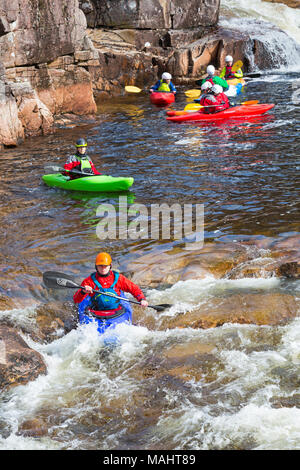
[150,92,175,106]
[42,173,134,192]
[78,293,133,343]
[166,104,275,123]
[227,78,246,86]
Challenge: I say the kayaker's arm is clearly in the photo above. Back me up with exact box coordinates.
[73,276,95,303]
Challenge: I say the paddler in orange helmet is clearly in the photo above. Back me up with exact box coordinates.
[73,252,149,312]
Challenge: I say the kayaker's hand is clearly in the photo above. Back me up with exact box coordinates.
[82,285,93,295]
[140,299,149,308]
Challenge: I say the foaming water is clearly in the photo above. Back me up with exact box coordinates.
[221,0,300,44]
[1,274,299,449]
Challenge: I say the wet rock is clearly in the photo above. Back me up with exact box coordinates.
[270,394,300,409]
[0,293,17,311]
[17,418,49,437]
[160,293,299,330]
[34,301,77,343]
[126,242,249,287]
[10,81,54,137]
[263,0,300,7]
[0,80,24,146]
[276,261,300,279]
[0,325,47,390]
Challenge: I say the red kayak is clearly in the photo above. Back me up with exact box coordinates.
[166,104,275,122]
[150,92,175,107]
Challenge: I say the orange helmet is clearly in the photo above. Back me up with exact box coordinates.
[95,252,112,266]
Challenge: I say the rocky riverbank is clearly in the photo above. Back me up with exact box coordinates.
[1,0,299,147]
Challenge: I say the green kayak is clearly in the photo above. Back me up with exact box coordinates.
[42,173,134,192]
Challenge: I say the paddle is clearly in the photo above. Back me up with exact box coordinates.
[44,165,94,177]
[125,86,144,93]
[231,60,243,73]
[170,100,260,116]
[184,89,201,99]
[125,86,174,94]
[42,271,171,312]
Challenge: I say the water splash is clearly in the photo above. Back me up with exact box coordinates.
[220,0,300,70]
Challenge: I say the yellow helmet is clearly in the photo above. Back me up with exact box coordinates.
[95,252,112,266]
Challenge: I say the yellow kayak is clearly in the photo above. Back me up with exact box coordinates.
[227,78,246,86]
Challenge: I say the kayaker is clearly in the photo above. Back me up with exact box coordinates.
[73,252,149,313]
[201,65,229,91]
[64,138,101,179]
[150,72,177,94]
[194,81,213,103]
[200,84,230,114]
[220,55,243,80]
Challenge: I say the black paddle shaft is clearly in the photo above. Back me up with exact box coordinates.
[42,271,171,312]
[44,165,94,177]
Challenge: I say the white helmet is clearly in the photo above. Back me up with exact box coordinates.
[162,72,172,80]
[206,65,215,76]
[201,81,212,91]
[225,55,233,62]
[211,84,223,95]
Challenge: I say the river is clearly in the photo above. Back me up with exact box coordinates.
[0,5,300,452]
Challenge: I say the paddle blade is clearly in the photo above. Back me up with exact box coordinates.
[44,165,63,174]
[43,271,79,290]
[184,103,202,112]
[150,303,172,312]
[184,89,201,99]
[232,60,243,73]
[125,86,142,93]
[242,100,259,105]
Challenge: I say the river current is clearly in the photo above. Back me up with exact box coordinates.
[0,20,300,452]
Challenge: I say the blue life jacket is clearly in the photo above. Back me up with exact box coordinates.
[91,271,121,310]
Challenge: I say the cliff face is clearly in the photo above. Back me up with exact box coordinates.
[0,0,97,147]
[85,0,220,29]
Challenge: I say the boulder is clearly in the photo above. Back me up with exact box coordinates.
[159,293,299,330]
[33,301,77,343]
[0,325,47,390]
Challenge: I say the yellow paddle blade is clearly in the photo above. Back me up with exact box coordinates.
[232,60,243,73]
[184,103,202,111]
[125,86,142,93]
[242,100,259,105]
[184,89,201,99]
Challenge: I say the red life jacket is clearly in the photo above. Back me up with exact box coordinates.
[200,93,230,114]
[225,65,235,79]
[205,77,215,86]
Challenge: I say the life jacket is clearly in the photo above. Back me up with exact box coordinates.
[77,154,93,173]
[91,271,121,311]
[157,80,171,92]
[224,65,235,79]
[200,94,218,113]
[205,77,215,86]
